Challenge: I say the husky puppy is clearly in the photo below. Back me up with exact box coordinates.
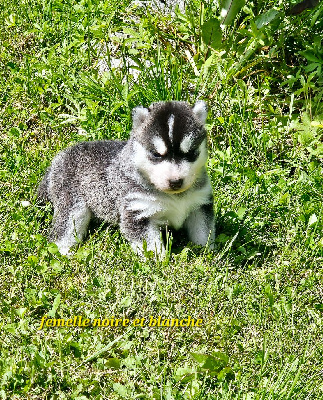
[38,101,215,256]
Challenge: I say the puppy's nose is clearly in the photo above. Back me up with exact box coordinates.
[169,178,183,190]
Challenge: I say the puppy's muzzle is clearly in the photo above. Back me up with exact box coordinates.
[169,178,183,191]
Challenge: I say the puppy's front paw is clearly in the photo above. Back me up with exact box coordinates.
[54,240,73,257]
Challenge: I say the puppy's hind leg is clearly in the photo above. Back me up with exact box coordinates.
[50,199,92,255]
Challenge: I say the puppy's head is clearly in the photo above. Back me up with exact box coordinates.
[131,101,208,194]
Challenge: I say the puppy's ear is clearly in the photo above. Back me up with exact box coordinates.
[192,101,208,125]
[132,106,149,130]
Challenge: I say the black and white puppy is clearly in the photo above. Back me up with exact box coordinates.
[38,101,215,256]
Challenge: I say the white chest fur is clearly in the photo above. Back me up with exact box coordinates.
[125,181,212,229]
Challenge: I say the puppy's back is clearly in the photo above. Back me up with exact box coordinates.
[37,140,126,204]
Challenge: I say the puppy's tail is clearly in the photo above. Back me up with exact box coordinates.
[37,168,50,204]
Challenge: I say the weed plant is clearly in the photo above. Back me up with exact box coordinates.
[0,0,322,398]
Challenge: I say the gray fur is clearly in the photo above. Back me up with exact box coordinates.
[38,101,215,256]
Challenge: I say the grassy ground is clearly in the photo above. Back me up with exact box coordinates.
[0,0,322,398]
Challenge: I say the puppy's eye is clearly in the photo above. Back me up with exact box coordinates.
[186,149,199,161]
[151,151,164,160]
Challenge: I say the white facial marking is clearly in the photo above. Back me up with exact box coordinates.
[168,114,175,142]
[133,139,208,193]
[152,137,167,156]
[180,133,194,153]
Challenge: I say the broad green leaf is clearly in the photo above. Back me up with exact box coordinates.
[237,207,246,219]
[113,383,129,398]
[191,352,229,371]
[15,307,27,318]
[208,352,229,367]
[310,143,323,156]
[220,0,245,26]
[174,366,195,382]
[120,296,131,308]
[47,243,60,255]
[299,51,320,63]
[3,323,17,334]
[48,293,61,318]
[218,366,235,381]
[215,233,230,243]
[75,248,92,263]
[255,9,282,29]
[50,259,62,272]
[106,357,121,369]
[27,255,39,266]
[201,19,222,49]
[190,352,209,364]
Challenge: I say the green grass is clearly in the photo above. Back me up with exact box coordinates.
[0,0,322,398]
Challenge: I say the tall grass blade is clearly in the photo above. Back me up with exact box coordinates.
[220,0,245,26]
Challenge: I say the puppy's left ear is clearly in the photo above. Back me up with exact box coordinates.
[192,101,208,125]
[132,106,149,130]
